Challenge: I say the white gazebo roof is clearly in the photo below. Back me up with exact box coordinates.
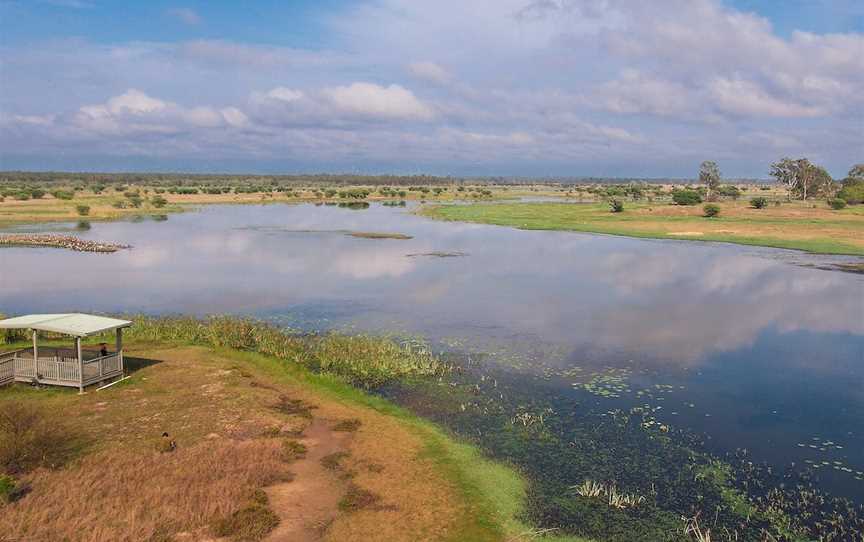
[0,314,132,337]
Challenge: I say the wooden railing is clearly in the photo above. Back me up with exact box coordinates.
[14,356,80,383]
[1,348,122,388]
[0,349,20,386]
[82,353,122,385]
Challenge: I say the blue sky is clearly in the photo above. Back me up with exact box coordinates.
[1,0,861,177]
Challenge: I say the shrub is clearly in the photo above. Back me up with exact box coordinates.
[671,189,702,206]
[837,180,864,205]
[333,418,362,432]
[13,191,30,201]
[0,402,78,474]
[750,197,768,209]
[608,198,624,213]
[51,190,74,200]
[703,204,721,217]
[717,185,741,199]
[151,196,168,208]
[127,195,143,208]
[29,188,46,199]
[0,474,16,503]
[827,198,847,210]
[211,503,279,540]
[75,205,90,216]
[339,483,381,512]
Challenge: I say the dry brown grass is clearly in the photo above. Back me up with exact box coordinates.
[0,402,80,474]
[0,440,290,541]
[0,345,476,542]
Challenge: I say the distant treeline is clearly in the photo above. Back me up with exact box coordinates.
[0,171,768,187]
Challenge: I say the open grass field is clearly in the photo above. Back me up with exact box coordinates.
[421,200,864,256]
[0,330,588,541]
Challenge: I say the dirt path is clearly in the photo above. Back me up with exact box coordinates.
[265,419,353,542]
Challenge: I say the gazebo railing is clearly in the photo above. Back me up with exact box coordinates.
[0,349,22,386]
[0,348,123,388]
[82,353,123,385]
[15,356,80,383]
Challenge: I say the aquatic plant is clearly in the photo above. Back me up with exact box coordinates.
[570,480,644,509]
[389,360,864,542]
[682,515,711,542]
[571,479,604,498]
[124,315,446,387]
[605,485,644,509]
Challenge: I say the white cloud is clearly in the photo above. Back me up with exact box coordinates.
[167,7,202,25]
[104,89,167,115]
[39,0,93,8]
[1,1,861,174]
[267,87,304,102]
[322,82,434,121]
[70,89,248,136]
[408,61,452,85]
[708,78,828,118]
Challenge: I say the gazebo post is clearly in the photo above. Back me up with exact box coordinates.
[116,328,124,374]
[32,330,38,361]
[77,337,84,394]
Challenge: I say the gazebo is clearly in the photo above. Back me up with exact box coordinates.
[0,314,132,392]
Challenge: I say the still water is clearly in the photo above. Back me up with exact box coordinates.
[2,202,863,504]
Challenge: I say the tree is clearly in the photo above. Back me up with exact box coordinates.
[838,164,864,204]
[699,161,721,200]
[769,158,833,201]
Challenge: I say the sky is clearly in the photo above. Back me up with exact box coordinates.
[0,0,861,177]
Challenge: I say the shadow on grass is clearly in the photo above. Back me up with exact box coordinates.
[122,355,161,375]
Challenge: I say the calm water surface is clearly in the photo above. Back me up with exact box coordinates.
[2,202,863,500]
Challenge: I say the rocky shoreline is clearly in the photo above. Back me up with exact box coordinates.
[0,234,131,253]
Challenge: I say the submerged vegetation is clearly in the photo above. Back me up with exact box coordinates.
[384,356,864,542]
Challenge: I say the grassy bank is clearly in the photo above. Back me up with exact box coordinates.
[122,315,444,388]
[421,201,864,256]
[0,317,584,542]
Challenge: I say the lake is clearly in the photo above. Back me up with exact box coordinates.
[2,202,863,534]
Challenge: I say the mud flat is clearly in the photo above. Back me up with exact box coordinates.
[0,234,130,253]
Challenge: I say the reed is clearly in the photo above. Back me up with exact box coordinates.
[570,479,644,509]
[124,315,446,387]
